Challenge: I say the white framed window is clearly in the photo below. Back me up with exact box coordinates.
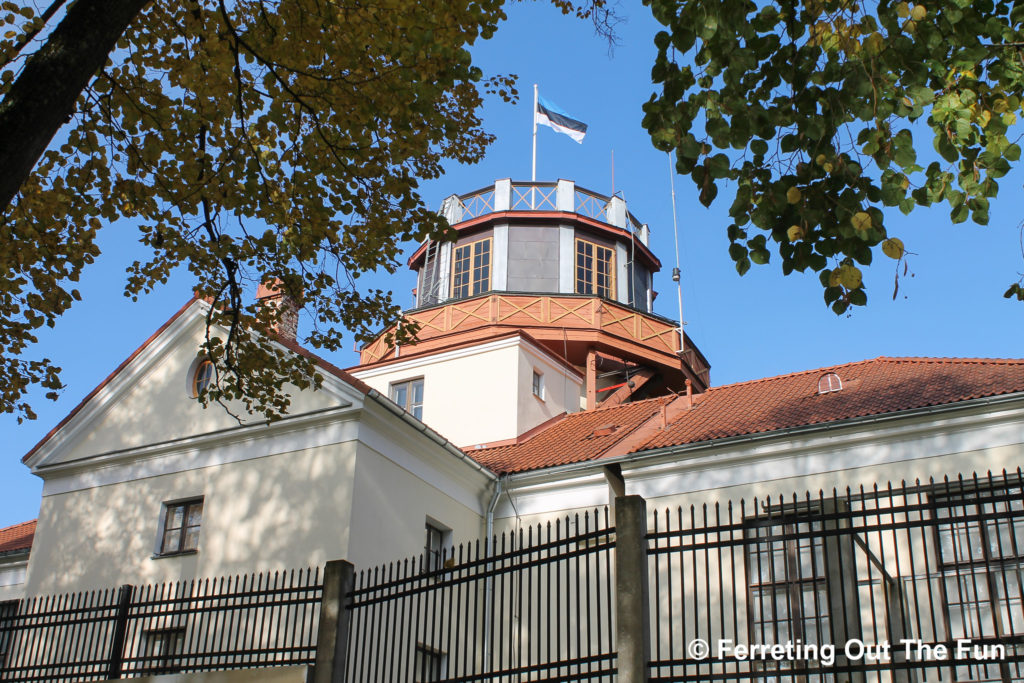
[425,522,444,572]
[390,378,424,420]
[451,237,491,299]
[414,644,446,682]
[744,502,855,678]
[425,519,452,573]
[142,628,185,673]
[156,498,203,556]
[932,482,1024,681]
[532,370,545,400]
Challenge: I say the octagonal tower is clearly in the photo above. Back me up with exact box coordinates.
[350,179,710,449]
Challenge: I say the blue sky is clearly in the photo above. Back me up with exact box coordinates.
[3,2,1024,528]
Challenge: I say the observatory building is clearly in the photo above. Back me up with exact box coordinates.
[350,179,711,448]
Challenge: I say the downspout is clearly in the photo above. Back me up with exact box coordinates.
[482,475,504,669]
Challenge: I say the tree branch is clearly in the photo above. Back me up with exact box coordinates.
[0,0,152,213]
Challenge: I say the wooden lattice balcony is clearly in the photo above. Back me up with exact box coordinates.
[358,293,710,390]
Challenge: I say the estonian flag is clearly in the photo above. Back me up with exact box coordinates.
[535,95,588,144]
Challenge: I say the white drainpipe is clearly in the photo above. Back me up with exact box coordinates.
[482,476,503,669]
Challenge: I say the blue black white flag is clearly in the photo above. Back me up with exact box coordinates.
[535,95,588,143]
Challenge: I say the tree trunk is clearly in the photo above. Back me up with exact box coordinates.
[0,0,152,212]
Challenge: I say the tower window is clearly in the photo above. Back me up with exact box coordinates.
[532,370,545,400]
[390,378,424,420]
[575,238,615,298]
[451,238,491,299]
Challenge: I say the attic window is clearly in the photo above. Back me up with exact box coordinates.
[817,372,842,394]
[192,360,214,397]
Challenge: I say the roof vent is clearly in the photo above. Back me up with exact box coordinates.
[591,424,619,437]
[817,372,842,394]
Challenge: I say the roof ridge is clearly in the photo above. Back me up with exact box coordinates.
[0,520,36,533]
[706,355,1024,394]
[876,356,1024,365]
[594,393,673,411]
[706,357,884,392]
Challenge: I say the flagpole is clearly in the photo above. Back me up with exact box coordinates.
[531,84,538,183]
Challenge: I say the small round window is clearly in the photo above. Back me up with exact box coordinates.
[192,359,215,397]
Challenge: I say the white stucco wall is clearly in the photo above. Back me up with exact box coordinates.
[26,439,360,594]
[516,344,582,437]
[25,401,492,595]
[347,442,485,570]
[490,398,1024,530]
[353,336,581,448]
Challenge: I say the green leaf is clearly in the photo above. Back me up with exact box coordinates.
[934,135,959,162]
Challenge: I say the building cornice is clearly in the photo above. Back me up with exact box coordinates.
[493,392,1024,515]
[351,333,583,382]
[34,403,363,496]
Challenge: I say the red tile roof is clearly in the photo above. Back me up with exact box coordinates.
[469,357,1024,474]
[0,520,35,555]
[470,396,675,473]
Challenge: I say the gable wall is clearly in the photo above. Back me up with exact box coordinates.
[44,311,344,466]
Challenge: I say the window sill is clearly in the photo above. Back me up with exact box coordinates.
[151,549,198,560]
[532,393,546,403]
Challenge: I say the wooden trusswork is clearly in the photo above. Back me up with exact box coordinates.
[358,292,711,394]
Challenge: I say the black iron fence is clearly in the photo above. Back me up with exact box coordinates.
[647,470,1024,683]
[2,469,1023,683]
[0,568,321,681]
[345,508,617,682]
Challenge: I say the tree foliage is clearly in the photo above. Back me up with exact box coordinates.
[642,0,1024,313]
[1,0,521,422]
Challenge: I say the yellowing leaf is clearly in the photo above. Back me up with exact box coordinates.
[882,237,905,259]
[910,4,926,21]
[786,187,802,204]
[787,224,805,241]
[851,211,872,232]
[837,264,863,289]
[863,32,885,55]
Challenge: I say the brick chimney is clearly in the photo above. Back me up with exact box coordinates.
[256,278,300,343]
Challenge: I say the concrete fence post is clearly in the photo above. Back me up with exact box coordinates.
[312,560,355,683]
[615,495,650,683]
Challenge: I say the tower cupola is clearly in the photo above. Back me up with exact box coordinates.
[351,179,710,448]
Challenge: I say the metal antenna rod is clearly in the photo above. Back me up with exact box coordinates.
[668,152,685,354]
